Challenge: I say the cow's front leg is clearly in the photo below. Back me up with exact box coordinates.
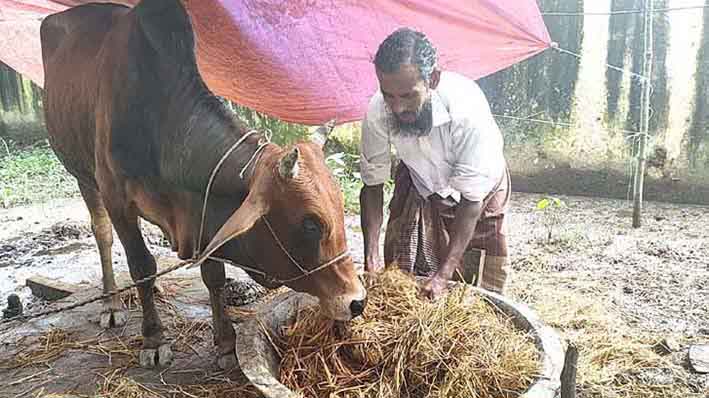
[201,260,237,370]
[78,183,129,328]
[131,253,173,368]
[110,211,173,368]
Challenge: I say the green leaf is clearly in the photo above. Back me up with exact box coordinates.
[537,198,550,210]
[326,152,346,166]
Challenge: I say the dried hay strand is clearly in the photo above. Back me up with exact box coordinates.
[6,329,72,368]
[3,328,144,370]
[97,369,262,398]
[276,268,540,398]
[169,317,213,354]
[528,284,697,398]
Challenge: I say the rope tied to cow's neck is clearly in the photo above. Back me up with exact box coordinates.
[0,126,351,328]
[195,129,270,257]
[192,127,351,285]
[0,130,270,328]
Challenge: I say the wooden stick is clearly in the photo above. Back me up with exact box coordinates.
[561,343,579,398]
[632,0,655,228]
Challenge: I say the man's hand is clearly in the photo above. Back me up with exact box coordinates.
[419,258,458,299]
[420,198,483,299]
[420,274,449,300]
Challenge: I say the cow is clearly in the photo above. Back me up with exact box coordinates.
[40,0,366,369]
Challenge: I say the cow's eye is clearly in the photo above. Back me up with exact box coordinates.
[302,217,322,238]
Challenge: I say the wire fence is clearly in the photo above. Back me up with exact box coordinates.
[541,5,708,16]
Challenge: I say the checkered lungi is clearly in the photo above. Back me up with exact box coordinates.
[383,163,511,293]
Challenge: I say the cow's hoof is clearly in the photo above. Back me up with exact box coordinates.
[217,352,237,370]
[139,344,174,368]
[100,309,129,329]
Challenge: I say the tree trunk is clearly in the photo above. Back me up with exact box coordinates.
[688,2,709,169]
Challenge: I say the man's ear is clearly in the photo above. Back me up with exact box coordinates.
[429,69,441,90]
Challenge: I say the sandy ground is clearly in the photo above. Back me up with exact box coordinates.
[0,192,708,397]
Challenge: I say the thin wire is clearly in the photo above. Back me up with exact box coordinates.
[491,113,645,138]
[541,5,709,16]
[0,18,44,22]
[553,45,649,82]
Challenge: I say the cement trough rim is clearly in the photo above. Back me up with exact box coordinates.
[235,282,565,398]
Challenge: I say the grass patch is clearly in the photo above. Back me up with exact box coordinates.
[325,151,393,215]
[0,139,78,208]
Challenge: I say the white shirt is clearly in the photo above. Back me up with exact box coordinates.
[359,71,506,202]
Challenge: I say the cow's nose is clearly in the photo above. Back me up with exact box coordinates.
[350,299,366,318]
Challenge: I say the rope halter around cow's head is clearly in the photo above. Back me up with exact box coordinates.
[188,124,351,286]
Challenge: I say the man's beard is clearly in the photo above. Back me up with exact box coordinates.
[393,99,433,137]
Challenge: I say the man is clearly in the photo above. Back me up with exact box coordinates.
[359,27,511,299]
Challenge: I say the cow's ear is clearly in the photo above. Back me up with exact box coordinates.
[197,191,269,263]
[310,119,337,150]
[278,147,300,179]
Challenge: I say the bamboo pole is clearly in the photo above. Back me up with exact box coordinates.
[632,0,654,228]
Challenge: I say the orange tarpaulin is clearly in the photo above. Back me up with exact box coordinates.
[0,0,551,124]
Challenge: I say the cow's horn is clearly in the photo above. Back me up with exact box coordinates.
[278,147,300,179]
[311,119,337,149]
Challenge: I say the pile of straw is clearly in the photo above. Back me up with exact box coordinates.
[276,269,540,398]
[523,284,698,398]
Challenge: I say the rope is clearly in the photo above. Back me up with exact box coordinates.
[262,216,310,275]
[1,130,267,329]
[239,131,272,179]
[0,258,194,329]
[0,1,680,329]
[196,130,260,256]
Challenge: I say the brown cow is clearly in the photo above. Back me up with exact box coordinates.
[40,0,366,369]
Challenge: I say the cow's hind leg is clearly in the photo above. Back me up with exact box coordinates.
[78,183,128,328]
[201,260,237,369]
[108,206,173,368]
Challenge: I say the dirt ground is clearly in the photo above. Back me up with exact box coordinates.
[0,192,708,397]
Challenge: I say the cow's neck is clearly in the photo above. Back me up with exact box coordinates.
[161,92,268,198]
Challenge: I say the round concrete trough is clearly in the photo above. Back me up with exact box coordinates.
[235,282,565,398]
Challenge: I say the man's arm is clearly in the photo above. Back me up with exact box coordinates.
[421,198,482,298]
[358,95,391,273]
[440,198,482,278]
[421,78,504,298]
[360,184,384,272]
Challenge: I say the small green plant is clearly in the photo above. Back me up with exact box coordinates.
[325,151,395,215]
[326,152,363,214]
[535,196,566,242]
[226,101,309,146]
